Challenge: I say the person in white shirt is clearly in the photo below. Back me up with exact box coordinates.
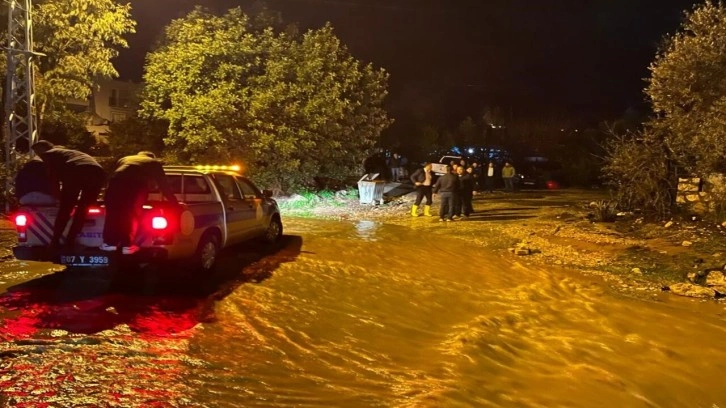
[485,162,496,193]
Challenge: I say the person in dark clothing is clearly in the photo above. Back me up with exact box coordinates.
[101,151,179,255]
[14,157,60,205]
[389,153,402,182]
[433,165,460,222]
[470,162,482,192]
[363,151,388,180]
[31,140,106,248]
[409,163,434,217]
[459,167,475,217]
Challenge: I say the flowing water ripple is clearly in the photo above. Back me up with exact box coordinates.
[1,218,726,407]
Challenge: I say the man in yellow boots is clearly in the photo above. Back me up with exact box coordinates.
[409,162,434,217]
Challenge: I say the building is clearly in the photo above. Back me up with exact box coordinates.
[66,78,141,140]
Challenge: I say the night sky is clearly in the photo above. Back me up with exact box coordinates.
[117,0,698,124]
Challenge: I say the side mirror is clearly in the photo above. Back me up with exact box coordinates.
[263,189,273,198]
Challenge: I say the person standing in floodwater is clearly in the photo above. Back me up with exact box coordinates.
[409,162,434,217]
[433,164,460,222]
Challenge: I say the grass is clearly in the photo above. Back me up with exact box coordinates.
[277,188,358,213]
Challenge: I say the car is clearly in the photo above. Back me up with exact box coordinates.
[12,165,283,273]
[514,162,563,189]
[430,155,463,176]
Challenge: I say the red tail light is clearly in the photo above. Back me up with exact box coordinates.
[15,214,28,243]
[152,216,168,230]
[87,207,102,214]
[15,214,28,227]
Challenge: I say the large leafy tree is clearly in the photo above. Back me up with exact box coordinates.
[647,1,726,174]
[141,7,392,192]
[33,0,136,117]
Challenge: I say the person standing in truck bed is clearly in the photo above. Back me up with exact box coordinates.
[100,151,179,255]
[31,140,106,248]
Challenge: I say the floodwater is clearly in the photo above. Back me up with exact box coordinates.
[1,218,726,407]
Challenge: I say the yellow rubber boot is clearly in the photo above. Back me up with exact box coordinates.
[424,205,433,217]
[411,205,420,217]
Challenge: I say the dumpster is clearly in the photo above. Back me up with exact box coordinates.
[358,173,385,204]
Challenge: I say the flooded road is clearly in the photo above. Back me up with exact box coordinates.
[1,217,726,407]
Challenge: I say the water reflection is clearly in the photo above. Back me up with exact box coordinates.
[2,218,726,407]
[355,220,379,241]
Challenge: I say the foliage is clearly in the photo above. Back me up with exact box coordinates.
[40,109,97,152]
[276,188,355,212]
[33,0,135,115]
[647,1,726,175]
[588,200,619,222]
[141,7,392,193]
[601,131,674,219]
[456,116,480,146]
[107,116,166,159]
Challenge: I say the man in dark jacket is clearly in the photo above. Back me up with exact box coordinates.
[31,140,106,248]
[100,151,179,254]
[14,157,60,205]
[409,163,434,217]
[433,164,460,222]
[457,166,475,217]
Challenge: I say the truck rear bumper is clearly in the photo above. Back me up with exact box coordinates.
[13,245,169,267]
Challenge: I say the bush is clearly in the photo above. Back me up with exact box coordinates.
[589,200,618,222]
[602,131,674,219]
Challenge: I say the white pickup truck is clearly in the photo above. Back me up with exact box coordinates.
[12,165,283,272]
[430,155,462,176]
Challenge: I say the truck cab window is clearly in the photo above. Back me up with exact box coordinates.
[235,177,260,200]
[213,174,243,202]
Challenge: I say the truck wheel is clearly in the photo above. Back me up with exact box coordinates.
[196,232,219,272]
[263,216,283,244]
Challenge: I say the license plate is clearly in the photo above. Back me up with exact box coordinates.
[59,254,110,267]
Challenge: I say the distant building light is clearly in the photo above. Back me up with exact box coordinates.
[468,148,475,154]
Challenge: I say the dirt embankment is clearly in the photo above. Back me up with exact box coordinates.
[279,189,726,301]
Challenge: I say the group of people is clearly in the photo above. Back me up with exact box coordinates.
[15,141,179,254]
[408,159,517,221]
[362,150,410,182]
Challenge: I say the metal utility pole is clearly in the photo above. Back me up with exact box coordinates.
[4,0,41,211]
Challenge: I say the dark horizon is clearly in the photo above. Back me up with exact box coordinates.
[117,0,699,124]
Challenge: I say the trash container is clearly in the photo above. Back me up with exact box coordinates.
[358,173,385,204]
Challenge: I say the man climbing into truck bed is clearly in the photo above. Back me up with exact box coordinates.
[101,151,180,255]
[31,140,106,249]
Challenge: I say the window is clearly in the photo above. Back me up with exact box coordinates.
[235,178,260,199]
[183,175,211,194]
[109,89,131,108]
[214,174,242,202]
[150,175,182,194]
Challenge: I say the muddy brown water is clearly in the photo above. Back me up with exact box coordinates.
[1,218,725,407]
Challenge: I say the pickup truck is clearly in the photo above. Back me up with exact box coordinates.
[12,165,283,272]
[430,155,462,176]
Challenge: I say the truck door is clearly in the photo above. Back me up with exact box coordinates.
[235,177,265,235]
[212,174,256,243]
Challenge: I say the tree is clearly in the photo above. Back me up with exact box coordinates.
[40,109,96,151]
[33,0,135,119]
[107,116,166,158]
[141,7,392,192]
[456,116,479,146]
[647,1,726,174]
